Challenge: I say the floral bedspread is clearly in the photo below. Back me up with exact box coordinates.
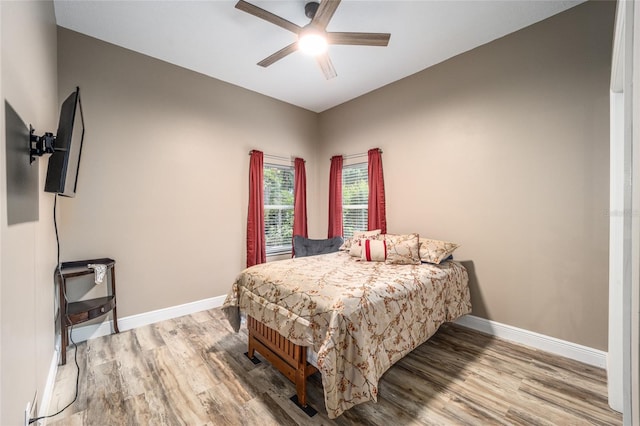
[222,251,471,418]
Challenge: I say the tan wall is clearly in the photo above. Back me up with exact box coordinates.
[1,1,59,424]
[56,28,320,318]
[318,1,614,350]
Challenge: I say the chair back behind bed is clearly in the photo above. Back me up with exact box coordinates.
[293,236,344,257]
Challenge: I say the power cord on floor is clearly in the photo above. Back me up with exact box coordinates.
[29,327,80,424]
[28,194,81,424]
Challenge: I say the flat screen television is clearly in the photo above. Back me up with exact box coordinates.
[45,87,84,197]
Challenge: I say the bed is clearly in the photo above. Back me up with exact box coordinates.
[222,250,471,418]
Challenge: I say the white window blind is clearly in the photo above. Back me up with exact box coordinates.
[342,162,368,239]
[264,163,294,255]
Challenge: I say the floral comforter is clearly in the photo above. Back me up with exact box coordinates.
[222,251,471,418]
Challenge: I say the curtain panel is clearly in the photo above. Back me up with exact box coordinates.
[368,148,387,234]
[328,155,344,238]
[292,157,308,256]
[247,150,266,267]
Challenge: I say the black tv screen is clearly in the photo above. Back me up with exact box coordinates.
[45,87,84,197]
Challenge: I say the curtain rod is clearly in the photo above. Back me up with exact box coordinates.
[249,150,304,163]
[330,148,383,161]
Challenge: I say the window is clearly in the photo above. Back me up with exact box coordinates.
[342,162,368,239]
[264,163,294,255]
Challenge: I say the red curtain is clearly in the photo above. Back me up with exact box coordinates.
[246,150,266,267]
[328,155,343,238]
[368,148,387,233]
[292,157,308,256]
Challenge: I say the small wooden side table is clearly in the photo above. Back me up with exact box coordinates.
[55,258,119,365]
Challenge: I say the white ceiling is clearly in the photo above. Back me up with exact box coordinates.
[53,0,584,113]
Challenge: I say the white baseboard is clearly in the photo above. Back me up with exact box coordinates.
[455,314,607,369]
[38,338,60,426]
[69,295,227,343]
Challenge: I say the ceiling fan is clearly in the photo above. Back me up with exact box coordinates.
[235,0,391,79]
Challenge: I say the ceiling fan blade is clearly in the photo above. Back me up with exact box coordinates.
[327,32,391,46]
[258,42,299,67]
[312,0,341,30]
[316,52,337,80]
[235,0,301,34]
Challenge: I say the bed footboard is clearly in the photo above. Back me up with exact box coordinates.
[247,316,318,409]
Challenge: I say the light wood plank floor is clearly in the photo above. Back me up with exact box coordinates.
[47,308,621,425]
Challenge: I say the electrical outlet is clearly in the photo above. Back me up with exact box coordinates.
[24,401,31,426]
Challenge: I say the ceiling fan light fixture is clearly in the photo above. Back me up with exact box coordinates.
[298,30,328,56]
[235,0,390,79]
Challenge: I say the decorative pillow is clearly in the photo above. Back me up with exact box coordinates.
[419,238,459,264]
[360,239,387,262]
[347,229,382,257]
[349,240,363,257]
[385,233,421,265]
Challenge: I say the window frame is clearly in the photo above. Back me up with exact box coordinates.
[263,162,295,256]
[342,161,369,239]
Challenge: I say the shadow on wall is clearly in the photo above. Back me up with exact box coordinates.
[459,260,488,319]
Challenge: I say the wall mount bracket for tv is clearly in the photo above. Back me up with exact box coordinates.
[29,125,55,164]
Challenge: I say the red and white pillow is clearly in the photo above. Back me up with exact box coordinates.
[360,239,387,262]
[347,229,382,257]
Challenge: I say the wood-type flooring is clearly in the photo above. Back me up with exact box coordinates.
[47,308,622,425]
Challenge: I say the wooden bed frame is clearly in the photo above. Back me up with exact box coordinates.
[246,316,318,410]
